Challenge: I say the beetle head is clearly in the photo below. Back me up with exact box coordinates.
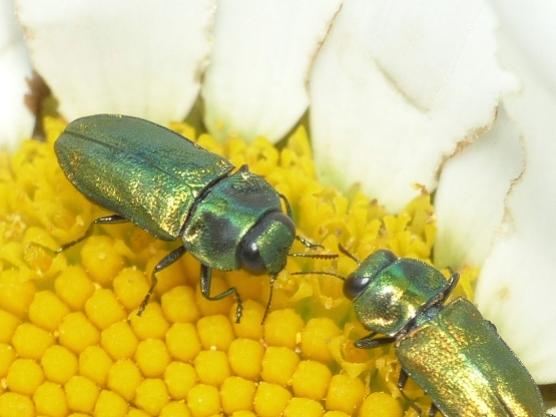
[343,249,397,300]
[238,211,295,275]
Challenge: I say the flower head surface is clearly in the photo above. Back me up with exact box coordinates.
[2,0,556,383]
[0,117,477,417]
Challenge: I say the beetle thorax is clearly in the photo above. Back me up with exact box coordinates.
[352,258,448,336]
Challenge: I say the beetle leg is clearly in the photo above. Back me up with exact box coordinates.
[278,193,293,218]
[354,333,395,349]
[338,243,360,263]
[438,272,460,303]
[200,264,243,323]
[280,193,323,250]
[428,403,439,417]
[56,214,128,253]
[397,369,424,417]
[261,274,277,324]
[138,246,187,316]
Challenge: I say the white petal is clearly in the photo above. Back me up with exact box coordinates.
[475,32,556,384]
[0,0,34,148]
[491,0,556,97]
[434,108,524,268]
[310,0,516,212]
[202,0,342,142]
[17,0,215,124]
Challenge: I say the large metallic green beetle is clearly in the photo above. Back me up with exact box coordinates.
[342,250,549,417]
[55,114,298,321]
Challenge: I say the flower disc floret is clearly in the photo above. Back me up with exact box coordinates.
[197,315,234,350]
[107,359,143,401]
[78,346,113,386]
[64,376,99,413]
[228,339,264,380]
[54,267,95,311]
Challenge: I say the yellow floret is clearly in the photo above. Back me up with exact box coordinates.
[134,378,169,416]
[0,392,35,417]
[33,381,68,417]
[54,266,95,310]
[164,362,197,400]
[161,285,200,323]
[107,359,143,402]
[101,321,138,359]
[0,270,36,317]
[220,376,256,414]
[126,409,151,417]
[78,345,113,386]
[323,411,351,417]
[11,323,54,359]
[81,235,124,286]
[94,390,128,417]
[85,289,126,329]
[253,382,292,417]
[0,343,15,377]
[358,392,403,417]
[130,303,169,340]
[229,300,264,340]
[285,397,324,417]
[292,360,332,400]
[58,312,99,353]
[261,346,299,386]
[28,291,70,331]
[64,375,99,413]
[160,401,192,417]
[41,345,78,384]
[228,338,264,380]
[194,350,231,386]
[165,323,201,362]
[135,339,170,377]
[326,374,366,414]
[197,315,234,350]
[231,412,257,417]
[6,358,44,395]
[0,310,21,342]
[187,384,221,417]
[194,276,234,317]
[300,318,340,363]
[69,413,92,417]
[264,309,304,348]
[113,267,150,311]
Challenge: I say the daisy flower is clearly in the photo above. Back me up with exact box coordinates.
[1,1,555,416]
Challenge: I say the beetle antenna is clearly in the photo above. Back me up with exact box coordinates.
[27,241,63,256]
[290,270,346,281]
[338,243,360,263]
[295,234,324,250]
[288,252,338,259]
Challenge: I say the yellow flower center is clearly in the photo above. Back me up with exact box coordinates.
[0,117,477,417]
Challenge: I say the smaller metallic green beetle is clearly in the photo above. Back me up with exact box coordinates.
[54,114,322,322]
[297,249,551,417]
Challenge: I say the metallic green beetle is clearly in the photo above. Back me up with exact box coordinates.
[55,114,300,321]
[333,249,549,417]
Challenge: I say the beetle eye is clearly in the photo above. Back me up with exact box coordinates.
[239,238,266,275]
[343,275,371,300]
